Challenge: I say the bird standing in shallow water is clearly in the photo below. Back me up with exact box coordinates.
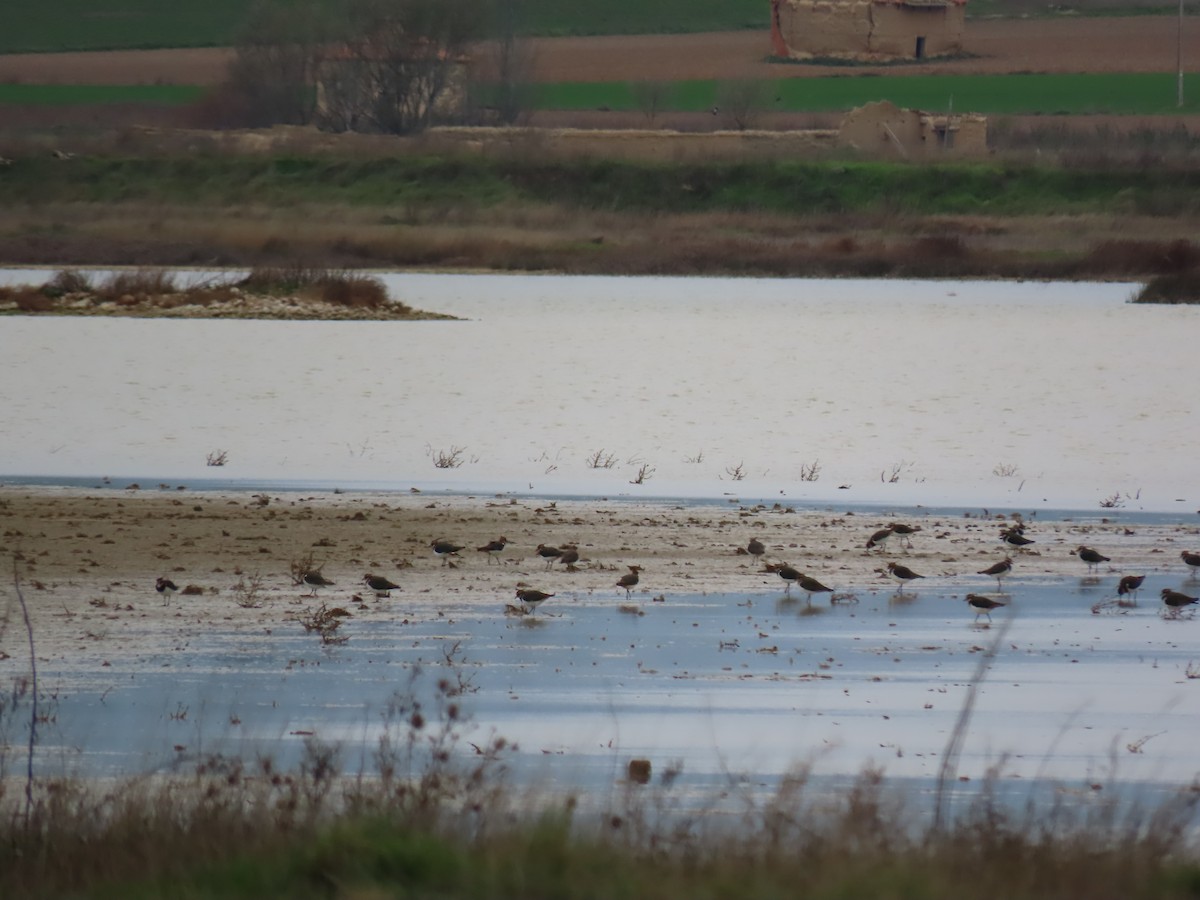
[978,557,1013,590]
[516,588,554,614]
[156,577,179,605]
[431,540,464,566]
[1182,551,1200,579]
[1117,574,1145,602]
[1075,546,1110,574]
[362,573,400,598]
[302,570,335,596]
[617,565,642,599]
[476,537,508,565]
[1161,588,1199,613]
[887,562,924,593]
[796,572,833,603]
[774,564,802,595]
[965,593,1006,622]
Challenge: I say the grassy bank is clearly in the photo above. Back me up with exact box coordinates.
[0,151,1197,278]
[3,155,1200,218]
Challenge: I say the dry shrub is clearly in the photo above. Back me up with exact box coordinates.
[318,272,389,309]
[908,234,968,261]
[1132,270,1200,304]
[1086,238,1200,276]
[238,265,398,310]
[94,269,177,301]
[6,288,56,312]
[44,269,92,297]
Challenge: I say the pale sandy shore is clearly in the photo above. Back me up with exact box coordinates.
[2,486,1198,670]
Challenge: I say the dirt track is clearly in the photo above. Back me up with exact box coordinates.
[0,17,1194,86]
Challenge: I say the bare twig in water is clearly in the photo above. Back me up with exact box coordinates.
[12,558,38,828]
[933,612,1013,833]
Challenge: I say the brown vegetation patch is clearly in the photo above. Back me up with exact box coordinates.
[0,267,453,320]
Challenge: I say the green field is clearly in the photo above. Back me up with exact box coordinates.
[536,72,1200,116]
[0,0,1184,54]
[0,84,205,105]
[4,72,1193,117]
[0,0,768,54]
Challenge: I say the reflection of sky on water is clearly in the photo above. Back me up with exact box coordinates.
[26,581,1200,814]
[4,269,1200,820]
[2,271,1196,512]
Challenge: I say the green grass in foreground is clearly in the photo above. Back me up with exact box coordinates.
[535,71,1200,116]
[0,84,206,105]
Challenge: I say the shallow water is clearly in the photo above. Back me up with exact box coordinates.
[27,573,1200,804]
[3,271,1195,513]
[5,270,1200,818]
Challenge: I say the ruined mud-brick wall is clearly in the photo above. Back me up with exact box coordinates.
[838,100,987,158]
[417,127,839,163]
[771,0,966,60]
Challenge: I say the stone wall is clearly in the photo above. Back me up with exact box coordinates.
[416,126,840,163]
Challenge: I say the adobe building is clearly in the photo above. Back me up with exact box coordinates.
[838,100,987,157]
[771,0,967,61]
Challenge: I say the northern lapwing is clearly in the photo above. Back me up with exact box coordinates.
[1162,588,1199,613]
[431,539,464,566]
[476,537,509,565]
[965,593,1006,622]
[516,588,554,614]
[1117,574,1146,602]
[1182,551,1200,579]
[362,573,400,598]
[155,576,179,605]
[978,557,1013,590]
[302,570,335,596]
[1075,546,1110,574]
[617,565,642,599]
[887,562,924,593]
[536,544,563,569]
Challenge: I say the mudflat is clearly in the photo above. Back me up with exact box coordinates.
[0,486,1187,668]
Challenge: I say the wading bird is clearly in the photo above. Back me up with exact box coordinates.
[155,576,179,605]
[476,537,508,565]
[362,573,400,598]
[617,565,642,599]
[965,593,1006,623]
[978,557,1013,590]
[430,539,464,566]
[516,588,554,614]
[887,562,925,593]
[1075,546,1110,574]
[302,570,335,596]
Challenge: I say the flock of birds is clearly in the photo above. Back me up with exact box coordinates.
[154,522,1200,623]
[757,521,1200,623]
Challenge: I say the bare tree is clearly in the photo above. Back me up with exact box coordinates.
[223,0,329,127]
[470,0,537,126]
[318,0,489,135]
[631,80,672,126]
[715,78,771,131]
